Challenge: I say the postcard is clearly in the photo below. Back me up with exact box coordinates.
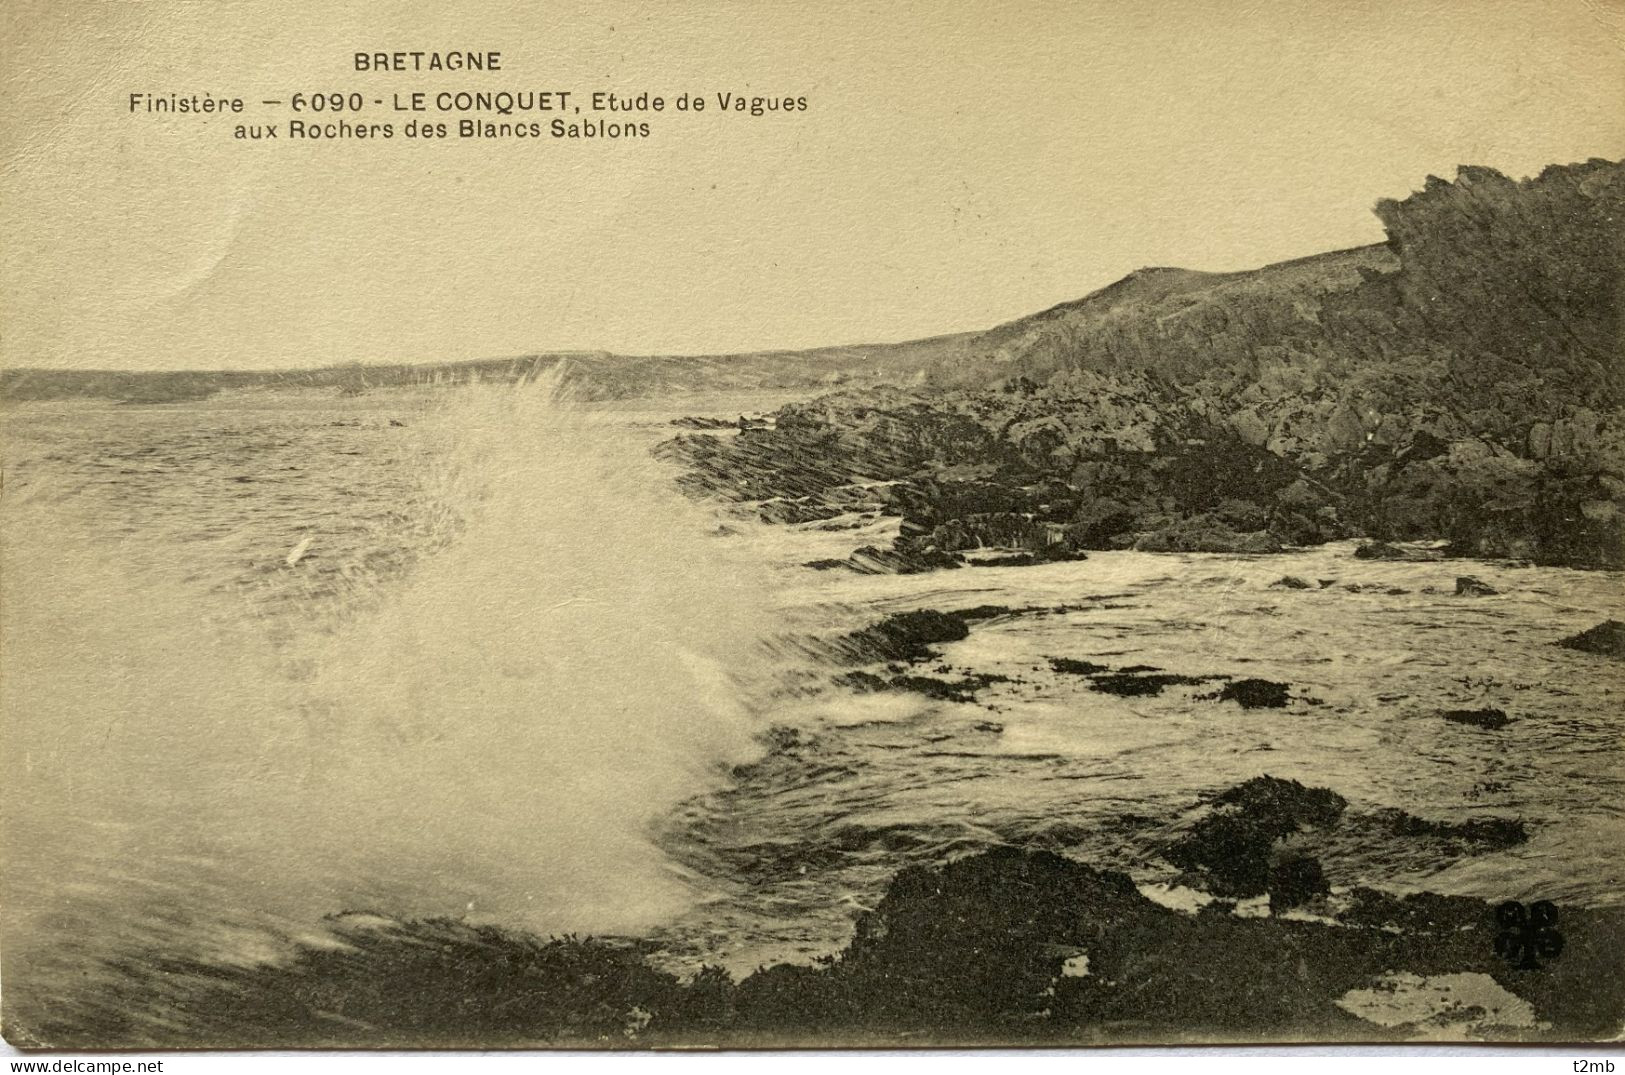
[2,0,1622,1050]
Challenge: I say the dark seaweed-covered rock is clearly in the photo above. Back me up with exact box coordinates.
[828,846,1167,1027]
[1556,620,1625,659]
[1049,657,1111,676]
[732,962,852,1030]
[919,512,1089,563]
[1212,776,1349,828]
[1164,814,1281,897]
[670,415,740,430]
[1336,886,1493,933]
[26,842,1625,1047]
[1271,575,1313,589]
[963,550,1044,567]
[1268,857,1330,913]
[845,544,964,574]
[1134,519,1283,554]
[1060,874,1625,1041]
[756,497,846,525]
[52,919,697,1049]
[1089,672,1208,697]
[952,604,1016,622]
[1354,541,1442,562]
[1441,707,1512,730]
[838,609,971,663]
[1211,678,1291,708]
[1163,777,1348,897]
[1455,575,1499,596]
[838,670,1006,703]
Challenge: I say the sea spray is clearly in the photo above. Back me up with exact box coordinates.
[290,372,777,931]
[1,374,776,1035]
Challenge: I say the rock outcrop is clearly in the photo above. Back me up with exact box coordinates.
[662,159,1624,571]
[69,841,1622,1047]
[1556,620,1625,659]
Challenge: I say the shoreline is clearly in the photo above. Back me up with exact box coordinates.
[11,836,1621,1049]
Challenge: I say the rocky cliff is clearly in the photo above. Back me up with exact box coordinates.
[665,159,1624,569]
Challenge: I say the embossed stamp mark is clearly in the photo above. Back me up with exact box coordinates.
[1495,900,1564,971]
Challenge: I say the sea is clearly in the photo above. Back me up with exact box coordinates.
[2,378,1621,1040]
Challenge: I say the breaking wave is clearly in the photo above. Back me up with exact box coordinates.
[1,373,775,1004]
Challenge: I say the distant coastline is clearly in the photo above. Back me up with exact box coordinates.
[8,158,1621,573]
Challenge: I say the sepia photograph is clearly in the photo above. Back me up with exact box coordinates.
[1,0,1622,1054]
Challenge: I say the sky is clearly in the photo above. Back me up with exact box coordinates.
[3,0,1623,371]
